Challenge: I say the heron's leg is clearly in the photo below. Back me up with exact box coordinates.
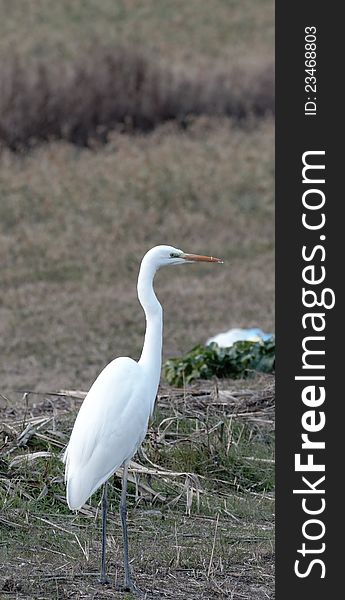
[100,481,110,584]
[120,463,137,592]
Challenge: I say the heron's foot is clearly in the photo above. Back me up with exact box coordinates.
[117,577,143,597]
[99,574,111,585]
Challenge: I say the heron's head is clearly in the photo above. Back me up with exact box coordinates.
[143,245,223,269]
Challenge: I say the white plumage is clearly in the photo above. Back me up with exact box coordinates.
[63,244,222,591]
[64,357,148,509]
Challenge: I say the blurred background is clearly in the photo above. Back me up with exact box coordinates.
[0,0,274,395]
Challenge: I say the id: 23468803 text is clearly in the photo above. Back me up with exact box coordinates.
[304,26,317,116]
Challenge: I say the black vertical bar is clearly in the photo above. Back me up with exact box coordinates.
[276,1,342,597]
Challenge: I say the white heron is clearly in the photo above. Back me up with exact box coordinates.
[63,245,222,593]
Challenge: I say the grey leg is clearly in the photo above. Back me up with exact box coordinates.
[100,481,110,584]
[120,463,138,593]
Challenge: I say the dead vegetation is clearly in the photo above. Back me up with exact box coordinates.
[0,377,274,599]
[0,47,274,150]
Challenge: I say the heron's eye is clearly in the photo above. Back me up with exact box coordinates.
[170,252,180,258]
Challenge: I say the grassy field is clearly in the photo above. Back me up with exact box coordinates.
[0,0,274,67]
[0,118,274,393]
[0,1,274,598]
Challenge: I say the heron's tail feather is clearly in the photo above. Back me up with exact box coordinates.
[66,477,91,511]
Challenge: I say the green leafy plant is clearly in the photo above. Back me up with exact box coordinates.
[164,338,275,386]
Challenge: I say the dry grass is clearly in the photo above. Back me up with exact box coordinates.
[0,0,274,68]
[0,1,274,150]
[0,47,273,149]
[0,118,274,393]
[1,378,275,599]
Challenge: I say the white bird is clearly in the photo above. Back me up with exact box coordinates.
[63,245,222,593]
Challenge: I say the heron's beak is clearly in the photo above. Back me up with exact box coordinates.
[181,253,223,263]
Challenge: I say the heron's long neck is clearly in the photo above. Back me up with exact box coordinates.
[137,260,163,389]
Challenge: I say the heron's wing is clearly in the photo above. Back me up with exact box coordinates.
[64,357,149,509]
